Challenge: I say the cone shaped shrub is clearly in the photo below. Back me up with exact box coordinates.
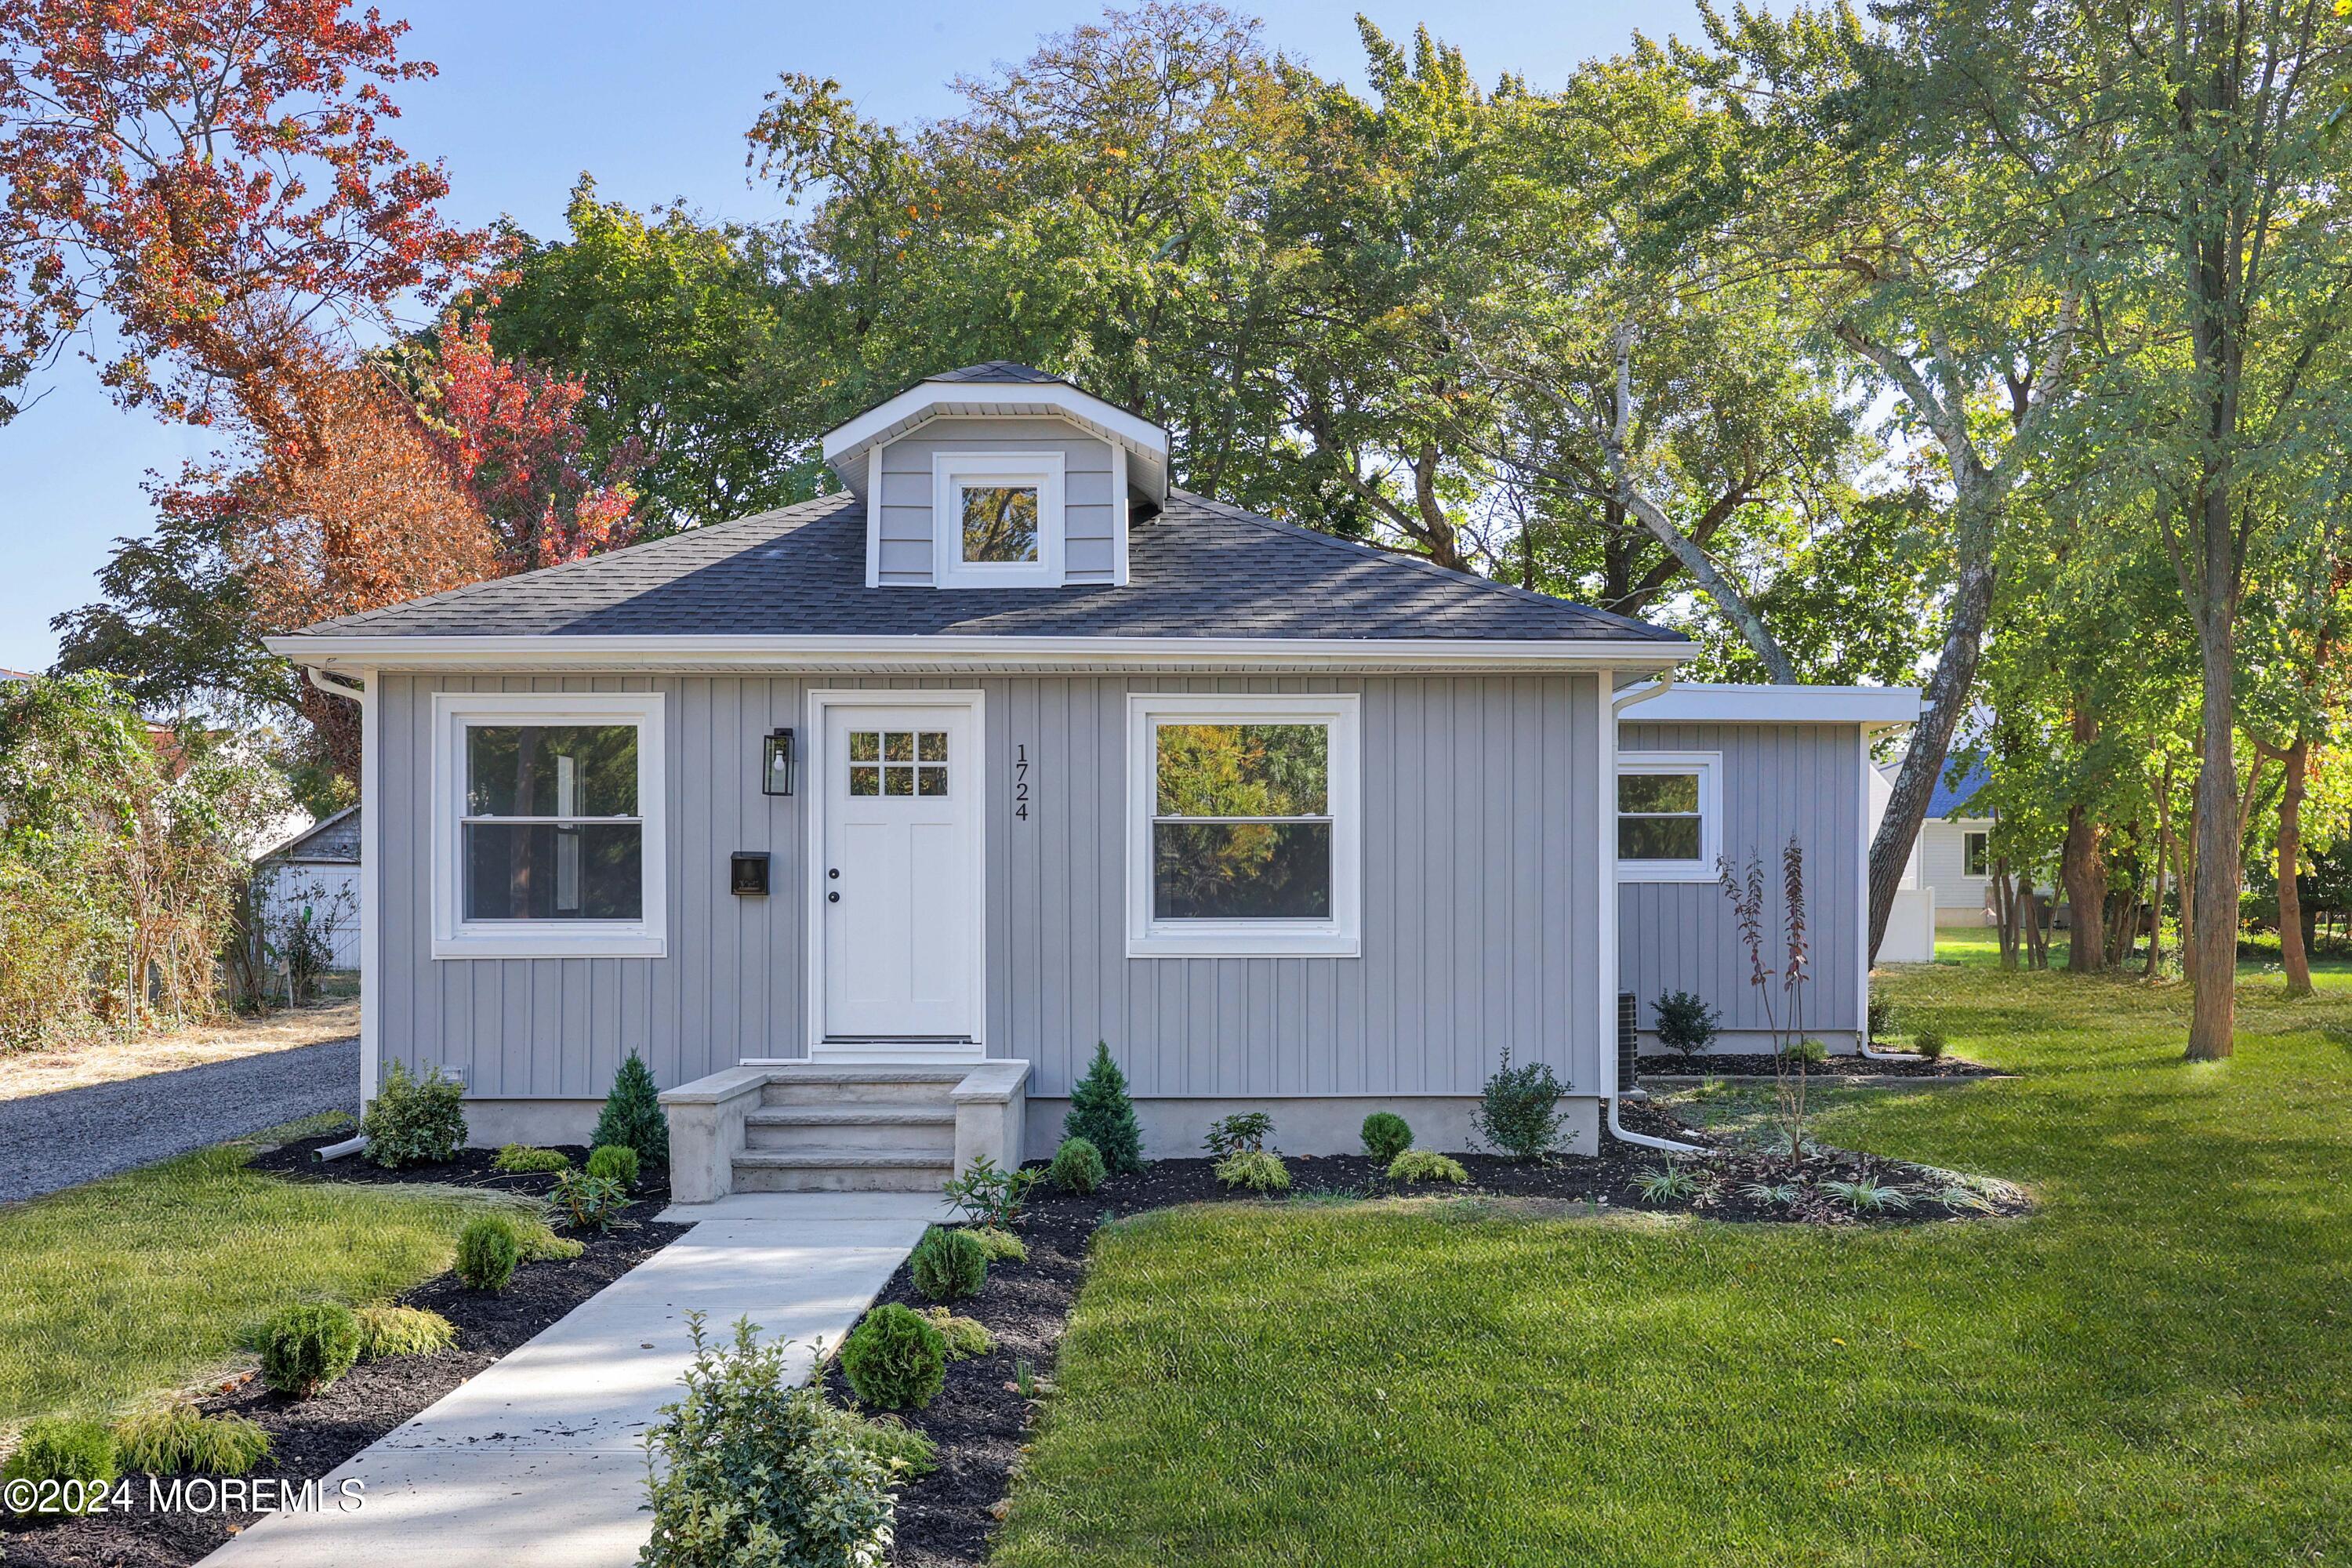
[591,1049,668,1165]
[1063,1041,1142,1174]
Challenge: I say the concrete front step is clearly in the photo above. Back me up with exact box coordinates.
[742,1105,957,1155]
[731,1150,955,1193]
[757,1066,969,1108]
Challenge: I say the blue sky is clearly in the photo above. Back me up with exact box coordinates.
[0,0,1699,675]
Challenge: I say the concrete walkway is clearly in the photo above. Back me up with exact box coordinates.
[206,1192,952,1567]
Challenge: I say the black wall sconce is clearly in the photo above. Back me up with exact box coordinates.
[730,851,771,897]
[761,728,796,797]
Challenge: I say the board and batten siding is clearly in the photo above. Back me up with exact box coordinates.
[374,671,1605,1104]
[874,419,1120,585]
[1615,720,1865,1036]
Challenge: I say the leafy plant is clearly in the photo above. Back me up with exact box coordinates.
[1472,1047,1572,1161]
[1213,1149,1290,1192]
[257,1302,361,1396]
[1203,1110,1274,1157]
[2,1417,118,1513]
[493,1143,569,1174]
[1824,1177,1913,1213]
[1386,1149,1468,1185]
[362,1059,466,1168]
[1635,1162,1702,1201]
[1936,1183,2001,1214]
[355,1305,456,1359]
[1779,1036,1828,1065]
[1064,1041,1144,1175]
[968,1225,1027,1264]
[1912,1028,1948,1061]
[586,1143,641,1187]
[640,1313,899,1567]
[840,1303,947,1410]
[455,1216,520,1291]
[909,1225,989,1302]
[1047,1135,1106,1194]
[841,1410,938,1479]
[552,1169,630,1232]
[1740,1181,1802,1207]
[1867,992,1895,1042]
[942,1154,1036,1229]
[591,1048,669,1166]
[1359,1112,1414,1164]
[113,1405,270,1476]
[920,1308,996,1361]
[1653,989,1721,1057]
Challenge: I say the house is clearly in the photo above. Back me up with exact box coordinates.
[1878,757,1996,927]
[252,806,365,971]
[264,364,1918,1200]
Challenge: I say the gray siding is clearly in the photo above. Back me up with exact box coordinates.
[375,673,1606,1103]
[1616,720,1865,1036]
[875,419,1119,586]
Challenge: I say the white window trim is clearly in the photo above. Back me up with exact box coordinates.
[1614,750,1721,884]
[1962,829,1991,879]
[1126,691,1362,958]
[430,691,668,959]
[932,451,1065,588]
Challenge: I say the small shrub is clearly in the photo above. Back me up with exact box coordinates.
[591,1048,669,1165]
[552,1169,630,1232]
[840,1303,947,1410]
[113,1405,270,1476]
[355,1305,456,1359]
[1046,1136,1105,1194]
[455,1216,520,1291]
[1359,1111,1414,1164]
[909,1225,989,1302]
[841,1410,938,1478]
[1213,1149,1290,1192]
[640,1313,898,1568]
[1779,1036,1829,1065]
[3,1417,118,1514]
[969,1225,1027,1264]
[1912,1028,1948,1061]
[1824,1177,1913,1213]
[1740,1180,1802,1207]
[920,1307,996,1360]
[362,1060,466,1168]
[1867,992,1895,1042]
[514,1220,585,1262]
[1653,989,1720,1056]
[941,1154,1035,1229]
[1635,1161,1702,1201]
[1063,1041,1144,1175]
[257,1302,361,1397]
[1386,1149,1467,1185]
[1202,1110,1273,1158]
[1472,1047,1572,1160]
[492,1143,569,1174]
[586,1143,641,1186]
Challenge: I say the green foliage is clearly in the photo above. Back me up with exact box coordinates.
[1385,1149,1468,1185]
[586,1144,641,1187]
[1867,993,1896,1043]
[1359,1112,1414,1164]
[257,1302,361,1397]
[551,1170,630,1233]
[1653,991,1721,1056]
[590,1050,669,1166]
[1047,1137,1106,1195]
[354,1305,457,1359]
[1824,1178,1912,1214]
[494,1144,570,1174]
[840,1303,947,1411]
[941,1155,1036,1229]
[3,1417,118,1512]
[1779,1038,1829,1066]
[455,1217,520,1292]
[1635,1162,1703,1202]
[1912,1029,1949,1062]
[920,1308,995,1361]
[968,1226,1028,1265]
[909,1225,989,1303]
[639,1313,901,1568]
[1472,1049,1573,1161]
[1202,1112,1274,1158]
[113,1405,270,1476]
[1213,1150,1290,1192]
[1740,1181,1802,1207]
[1064,1043,1144,1176]
[362,1061,467,1168]
[840,1410,938,1479]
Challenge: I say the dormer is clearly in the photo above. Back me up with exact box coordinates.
[822,362,1171,590]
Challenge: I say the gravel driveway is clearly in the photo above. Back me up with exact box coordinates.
[0,1036,359,1205]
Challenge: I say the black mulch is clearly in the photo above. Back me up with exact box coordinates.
[1641,1051,2000,1079]
[1,1137,688,1568]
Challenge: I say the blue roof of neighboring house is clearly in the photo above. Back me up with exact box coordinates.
[1930,758,1991,820]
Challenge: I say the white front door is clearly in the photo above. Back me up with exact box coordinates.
[820,702,981,1047]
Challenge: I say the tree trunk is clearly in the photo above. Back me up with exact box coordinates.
[2146,757,2175,978]
[1993,859,2019,970]
[2059,700,2107,971]
[2186,605,2238,1058]
[2278,732,2313,997]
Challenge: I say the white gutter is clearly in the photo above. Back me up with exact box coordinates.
[1606,676,1713,1158]
[301,665,381,1111]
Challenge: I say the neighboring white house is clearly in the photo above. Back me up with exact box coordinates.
[252,805,364,971]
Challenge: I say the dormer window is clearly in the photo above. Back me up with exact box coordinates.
[934,452,1065,587]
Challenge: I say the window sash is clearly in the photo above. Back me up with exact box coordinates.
[1615,754,1718,879]
[1150,719,1334,924]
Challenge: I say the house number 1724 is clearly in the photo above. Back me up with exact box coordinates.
[1014,744,1031,821]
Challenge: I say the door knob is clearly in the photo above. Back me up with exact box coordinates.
[828,867,840,879]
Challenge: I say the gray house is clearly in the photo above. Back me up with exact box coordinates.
[267,365,1915,1200]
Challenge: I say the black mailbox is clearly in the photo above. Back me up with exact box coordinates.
[730,851,771,897]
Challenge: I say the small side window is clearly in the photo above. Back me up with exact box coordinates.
[1615,753,1720,882]
[1962,830,1990,878]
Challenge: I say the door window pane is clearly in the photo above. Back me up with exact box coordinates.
[961,485,1040,562]
[849,765,881,796]
[849,731,880,762]
[918,766,949,797]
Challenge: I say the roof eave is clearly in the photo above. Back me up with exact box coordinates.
[1627,682,1924,728]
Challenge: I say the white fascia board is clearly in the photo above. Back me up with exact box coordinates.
[822,382,1168,467]
[265,632,1695,676]
[1632,683,1922,727]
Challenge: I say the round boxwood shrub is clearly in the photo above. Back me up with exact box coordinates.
[585,1143,641,1187]
[1387,1149,1469,1185]
[2,1418,118,1515]
[1046,1135,1106,1195]
[909,1225,988,1302]
[258,1302,361,1398]
[840,1303,947,1410]
[455,1215,521,1293]
[1360,1112,1413,1164]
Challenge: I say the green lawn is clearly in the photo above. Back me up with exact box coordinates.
[0,1120,529,1425]
[994,961,2352,1566]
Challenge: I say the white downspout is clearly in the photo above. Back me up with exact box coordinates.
[1606,676,1713,1157]
[302,664,376,1154]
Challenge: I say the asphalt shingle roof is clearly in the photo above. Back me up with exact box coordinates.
[286,489,1682,644]
[1930,758,1991,819]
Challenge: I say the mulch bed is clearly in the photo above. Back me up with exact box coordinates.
[2,1136,688,1568]
[1641,1051,2000,1079]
